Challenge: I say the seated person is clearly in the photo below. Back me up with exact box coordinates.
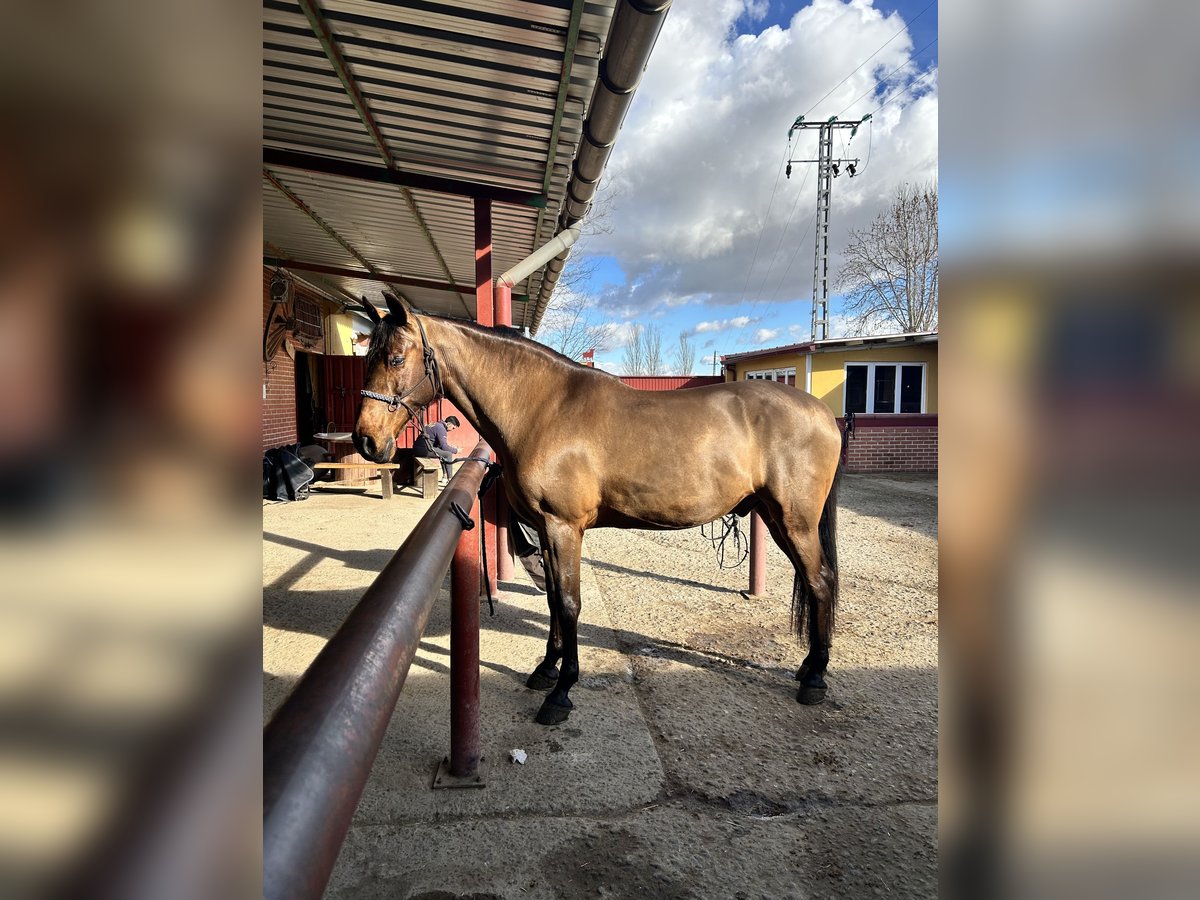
[412,415,460,483]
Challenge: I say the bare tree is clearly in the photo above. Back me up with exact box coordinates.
[837,181,938,334]
[670,332,696,374]
[643,323,664,375]
[533,182,618,360]
[621,323,667,375]
[621,323,646,375]
[536,288,610,361]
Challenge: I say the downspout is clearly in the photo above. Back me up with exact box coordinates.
[526,0,673,334]
[495,224,583,328]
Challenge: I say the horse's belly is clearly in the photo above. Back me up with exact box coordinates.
[600,481,745,530]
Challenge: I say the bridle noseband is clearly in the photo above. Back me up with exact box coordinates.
[360,315,444,434]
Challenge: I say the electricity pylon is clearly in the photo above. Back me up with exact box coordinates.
[787,114,870,340]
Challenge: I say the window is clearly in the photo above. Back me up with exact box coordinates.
[844,363,926,414]
[746,367,796,386]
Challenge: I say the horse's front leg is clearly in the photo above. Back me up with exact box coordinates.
[526,592,561,690]
[535,519,583,726]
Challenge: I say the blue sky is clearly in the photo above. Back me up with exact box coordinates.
[542,0,938,373]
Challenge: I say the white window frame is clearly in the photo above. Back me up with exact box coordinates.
[745,367,796,385]
[843,362,927,414]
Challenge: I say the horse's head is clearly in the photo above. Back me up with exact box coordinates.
[352,292,436,463]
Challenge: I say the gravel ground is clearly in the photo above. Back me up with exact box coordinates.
[265,473,938,898]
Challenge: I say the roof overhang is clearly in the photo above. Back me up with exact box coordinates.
[263,0,619,323]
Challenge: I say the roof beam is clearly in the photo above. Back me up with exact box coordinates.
[264,169,381,277]
[543,0,586,195]
[263,148,548,209]
[262,257,459,294]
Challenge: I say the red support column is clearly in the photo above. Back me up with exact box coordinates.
[449,497,482,778]
[474,197,493,326]
[474,197,498,596]
[748,510,766,597]
[493,278,514,582]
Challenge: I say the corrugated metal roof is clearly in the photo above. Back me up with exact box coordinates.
[263,0,617,325]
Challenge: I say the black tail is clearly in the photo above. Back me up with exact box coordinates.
[790,458,842,646]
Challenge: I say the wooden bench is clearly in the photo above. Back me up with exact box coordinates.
[311,462,402,499]
[412,457,440,499]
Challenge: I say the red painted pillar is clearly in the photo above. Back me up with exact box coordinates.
[493,279,514,582]
[474,197,493,326]
[474,197,498,596]
[449,496,482,777]
[748,510,767,597]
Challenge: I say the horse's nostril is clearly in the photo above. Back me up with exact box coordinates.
[360,434,376,459]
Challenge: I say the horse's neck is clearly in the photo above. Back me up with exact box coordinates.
[426,318,552,454]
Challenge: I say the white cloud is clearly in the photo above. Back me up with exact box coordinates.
[753,328,780,344]
[578,0,937,314]
[693,315,754,334]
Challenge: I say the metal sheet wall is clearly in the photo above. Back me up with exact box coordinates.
[321,355,477,450]
[618,376,724,391]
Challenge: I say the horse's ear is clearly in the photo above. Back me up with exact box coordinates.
[362,296,382,324]
[383,291,410,324]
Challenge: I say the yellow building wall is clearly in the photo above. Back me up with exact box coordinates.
[810,344,938,415]
[727,344,938,416]
[327,312,358,356]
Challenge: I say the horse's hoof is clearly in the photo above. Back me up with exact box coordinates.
[525,669,558,691]
[535,699,572,726]
[797,684,827,705]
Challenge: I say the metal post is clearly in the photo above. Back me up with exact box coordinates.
[449,497,482,779]
[474,197,493,327]
[493,280,514,582]
[475,196,499,597]
[748,510,766,597]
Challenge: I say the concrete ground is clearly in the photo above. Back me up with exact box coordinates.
[264,473,937,899]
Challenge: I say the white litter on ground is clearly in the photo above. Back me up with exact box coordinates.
[509,748,527,765]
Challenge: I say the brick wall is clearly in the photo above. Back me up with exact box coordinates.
[839,414,937,474]
[263,269,297,451]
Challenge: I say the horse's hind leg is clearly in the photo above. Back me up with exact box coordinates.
[535,519,584,725]
[761,502,837,705]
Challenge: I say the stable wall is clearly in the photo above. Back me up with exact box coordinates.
[262,269,297,451]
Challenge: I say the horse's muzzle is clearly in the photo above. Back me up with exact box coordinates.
[353,432,394,463]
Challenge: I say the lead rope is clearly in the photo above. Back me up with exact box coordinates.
[700,514,750,569]
[448,456,503,616]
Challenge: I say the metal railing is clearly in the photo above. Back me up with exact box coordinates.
[263,440,493,900]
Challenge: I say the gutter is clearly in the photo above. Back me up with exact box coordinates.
[527,0,673,334]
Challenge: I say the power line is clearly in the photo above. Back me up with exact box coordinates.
[837,36,938,117]
[799,0,937,121]
[866,67,938,118]
[735,138,792,307]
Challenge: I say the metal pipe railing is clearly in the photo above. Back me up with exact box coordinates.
[263,440,493,900]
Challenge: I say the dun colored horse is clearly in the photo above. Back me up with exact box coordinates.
[354,294,843,726]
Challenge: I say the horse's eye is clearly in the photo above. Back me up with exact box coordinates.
[390,355,405,367]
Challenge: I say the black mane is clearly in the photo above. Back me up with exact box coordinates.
[368,312,617,379]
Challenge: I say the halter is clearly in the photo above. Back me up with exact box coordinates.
[359,315,444,439]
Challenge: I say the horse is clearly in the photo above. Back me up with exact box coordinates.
[353,293,843,726]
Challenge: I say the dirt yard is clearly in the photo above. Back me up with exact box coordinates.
[263,473,937,898]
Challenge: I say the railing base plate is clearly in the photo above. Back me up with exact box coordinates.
[432,755,487,790]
